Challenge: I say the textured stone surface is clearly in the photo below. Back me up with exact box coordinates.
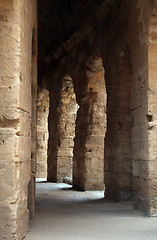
[127,0,157,216]
[104,46,132,201]
[48,78,77,183]
[0,0,37,239]
[2,0,157,239]
[36,87,49,178]
[73,57,106,191]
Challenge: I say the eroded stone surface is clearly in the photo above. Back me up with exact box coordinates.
[1,0,157,239]
[0,0,37,238]
[48,78,77,183]
[36,87,49,179]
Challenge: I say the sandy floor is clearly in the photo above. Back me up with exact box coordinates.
[25,182,157,240]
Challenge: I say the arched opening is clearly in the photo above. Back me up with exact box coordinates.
[32,56,107,238]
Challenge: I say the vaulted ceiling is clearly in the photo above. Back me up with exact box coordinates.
[38,0,131,86]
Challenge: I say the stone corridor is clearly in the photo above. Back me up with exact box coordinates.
[2,0,157,239]
[25,182,157,240]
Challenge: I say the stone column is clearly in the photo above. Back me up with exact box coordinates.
[73,57,106,190]
[36,87,49,179]
[28,27,37,220]
[56,78,77,183]
[126,0,157,216]
[47,83,62,182]
[48,78,77,183]
[104,47,132,201]
[146,7,157,216]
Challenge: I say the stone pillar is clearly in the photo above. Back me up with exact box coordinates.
[47,83,62,182]
[48,78,77,183]
[57,78,77,183]
[127,0,157,216]
[28,27,37,219]
[73,57,106,190]
[36,87,49,179]
[104,47,132,201]
[0,0,37,239]
[146,6,157,216]
[47,80,62,182]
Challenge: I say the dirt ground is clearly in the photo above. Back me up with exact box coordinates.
[25,182,157,240]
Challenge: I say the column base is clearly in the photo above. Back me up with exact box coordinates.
[105,185,132,201]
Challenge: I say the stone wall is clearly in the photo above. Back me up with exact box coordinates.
[36,87,49,179]
[0,0,37,239]
[102,0,157,214]
[148,3,157,216]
